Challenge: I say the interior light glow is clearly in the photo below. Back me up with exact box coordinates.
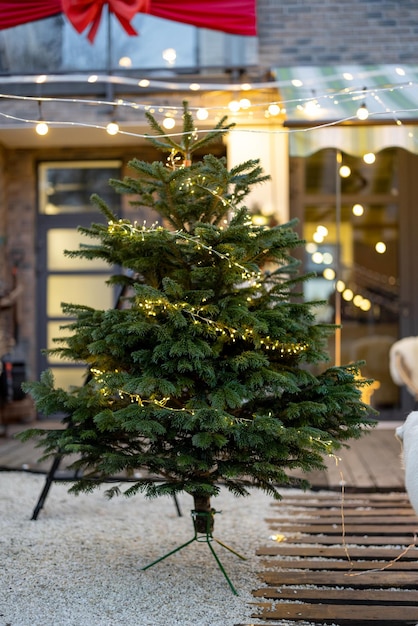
[312,232,324,243]
[119,56,132,68]
[162,48,176,64]
[363,152,376,164]
[339,165,351,178]
[316,225,329,237]
[352,203,364,216]
[375,241,387,254]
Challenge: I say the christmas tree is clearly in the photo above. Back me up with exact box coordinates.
[22,103,374,533]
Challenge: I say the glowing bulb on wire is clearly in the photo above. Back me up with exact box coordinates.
[35,121,49,136]
[356,103,369,120]
[163,117,176,130]
[106,121,119,135]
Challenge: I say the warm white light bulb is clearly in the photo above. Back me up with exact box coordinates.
[106,121,119,135]
[163,117,175,130]
[375,241,386,254]
[268,103,281,116]
[363,152,376,164]
[352,203,364,216]
[356,103,369,120]
[339,165,351,178]
[342,288,354,302]
[323,268,335,280]
[36,121,49,136]
[228,100,240,113]
[196,108,209,121]
[316,225,328,237]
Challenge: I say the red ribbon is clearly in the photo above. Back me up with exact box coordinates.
[61,0,150,43]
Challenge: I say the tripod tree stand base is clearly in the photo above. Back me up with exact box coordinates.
[141,510,247,595]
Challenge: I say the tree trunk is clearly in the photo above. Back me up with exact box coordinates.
[192,493,214,534]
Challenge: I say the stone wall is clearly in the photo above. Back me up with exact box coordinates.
[257,0,418,68]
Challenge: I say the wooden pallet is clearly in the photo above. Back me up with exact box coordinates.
[247,492,418,625]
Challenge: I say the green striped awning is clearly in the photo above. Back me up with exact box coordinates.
[273,65,418,156]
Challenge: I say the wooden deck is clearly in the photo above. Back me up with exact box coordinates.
[246,491,418,625]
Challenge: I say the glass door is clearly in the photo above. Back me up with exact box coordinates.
[37,160,122,389]
[291,148,401,416]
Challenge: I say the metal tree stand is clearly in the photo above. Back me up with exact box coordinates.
[142,509,247,595]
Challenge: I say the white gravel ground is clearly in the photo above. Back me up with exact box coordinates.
[0,471,281,626]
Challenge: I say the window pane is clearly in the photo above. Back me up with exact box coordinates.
[39,161,122,214]
[47,275,114,317]
[49,367,88,390]
[47,229,109,271]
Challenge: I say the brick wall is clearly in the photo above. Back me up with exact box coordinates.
[257,0,418,68]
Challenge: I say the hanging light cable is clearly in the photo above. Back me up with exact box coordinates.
[35,101,49,136]
[356,87,369,120]
[106,105,119,135]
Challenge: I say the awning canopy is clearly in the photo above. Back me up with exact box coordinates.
[273,65,418,156]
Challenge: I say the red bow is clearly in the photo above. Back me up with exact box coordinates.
[61,0,150,43]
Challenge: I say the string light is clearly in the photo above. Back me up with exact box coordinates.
[1,68,418,148]
[356,87,369,120]
[162,116,176,129]
[35,101,49,136]
[106,120,119,135]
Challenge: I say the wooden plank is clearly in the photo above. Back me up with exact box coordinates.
[267,515,417,524]
[267,523,417,535]
[259,558,418,570]
[253,603,418,623]
[272,534,415,545]
[271,494,411,505]
[257,545,418,559]
[259,570,418,588]
[252,587,418,604]
[268,508,416,517]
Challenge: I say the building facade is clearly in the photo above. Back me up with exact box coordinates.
[1,0,418,419]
